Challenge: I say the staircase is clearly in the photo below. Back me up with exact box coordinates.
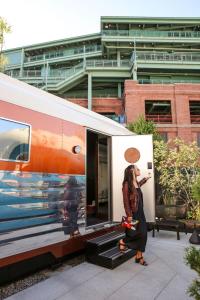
[47,66,85,92]
[86,230,136,269]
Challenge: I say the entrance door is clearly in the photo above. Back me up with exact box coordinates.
[111,135,155,223]
[86,130,110,227]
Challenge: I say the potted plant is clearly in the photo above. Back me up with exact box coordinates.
[154,138,200,224]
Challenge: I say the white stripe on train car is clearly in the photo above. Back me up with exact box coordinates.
[0,73,134,137]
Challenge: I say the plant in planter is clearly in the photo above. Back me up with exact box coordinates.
[154,138,200,221]
[190,175,200,221]
[184,246,200,300]
[127,116,200,221]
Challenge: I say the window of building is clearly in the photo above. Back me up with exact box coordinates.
[99,112,119,123]
[0,118,30,162]
[189,101,200,124]
[159,132,168,143]
[145,100,172,123]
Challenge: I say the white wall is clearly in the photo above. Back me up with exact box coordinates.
[111,135,155,223]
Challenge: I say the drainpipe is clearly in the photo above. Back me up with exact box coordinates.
[20,48,24,77]
[117,50,121,67]
[88,73,92,110]
[45,61,49,91]
[83,45,86,69]
[118,83,122,98]
[132,39,137,80]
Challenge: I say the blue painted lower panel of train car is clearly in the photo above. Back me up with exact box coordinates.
[0,171,86,233]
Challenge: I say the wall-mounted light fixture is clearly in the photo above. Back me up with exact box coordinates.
[73,145,81,154]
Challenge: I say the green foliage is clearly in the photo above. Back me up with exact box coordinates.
[154,138,200,218]
[127,115,161,140]
[128,116,200,218]
[191,176,200,220]
[185,246,200,300]
[0,17,11,71]
[192,175,200,202]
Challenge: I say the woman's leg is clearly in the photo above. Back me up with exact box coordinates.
[119,239,126,251]
[135,249,148,265]
[118,239,128,251]
[135,250,142,259]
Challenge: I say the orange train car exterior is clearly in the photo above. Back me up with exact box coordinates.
[0,74,155,281]
[0,73,132,235]
[0,99,85,174]
[0,74,146,281]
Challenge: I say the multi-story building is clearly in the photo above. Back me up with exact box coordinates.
[3,17,200,143]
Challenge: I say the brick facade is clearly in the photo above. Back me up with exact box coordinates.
[67,82,200,143]
[124,80,200,143]
[68,97,123,115]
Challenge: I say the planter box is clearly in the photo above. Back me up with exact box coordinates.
[184,220,200,230]
[156,204,187,219]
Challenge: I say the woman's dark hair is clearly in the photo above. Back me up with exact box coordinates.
[123,164,135,193]
[65,176,78,187]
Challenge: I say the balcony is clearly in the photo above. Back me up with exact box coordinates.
[85,59,130,68]
[190,115,200,124]
[137,52,200,63]
[24,45,102,64]
[6,59,130,81]
[146,114,172,123]
[102,30,200,39]
[6,63,84,79]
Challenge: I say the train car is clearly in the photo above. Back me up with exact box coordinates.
[0,73,155,245]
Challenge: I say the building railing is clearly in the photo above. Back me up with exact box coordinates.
[190,115,200,123]
[6,62,84,80]
[5,69,21,77]
[6,59,131,81]
[24,45,102,63]
[139,79,200,84]
[146,114,172,123]
[48,63,84,78]
[102,30,200,38]
[137,52,200,62]
[85,59,130,68]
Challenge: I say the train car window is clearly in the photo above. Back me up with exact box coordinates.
[0,118,30,162]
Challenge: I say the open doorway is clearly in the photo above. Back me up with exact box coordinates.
[86,130,111,227]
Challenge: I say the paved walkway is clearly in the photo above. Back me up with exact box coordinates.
[7,231,196,300]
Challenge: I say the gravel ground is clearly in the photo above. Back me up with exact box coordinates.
[0,253,85,300]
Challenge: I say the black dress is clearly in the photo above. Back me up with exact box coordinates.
[123,187,147,252]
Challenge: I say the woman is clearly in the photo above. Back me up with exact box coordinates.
[119,164,151,266]
[62,176,81,238]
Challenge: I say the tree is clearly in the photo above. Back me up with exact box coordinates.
[0,17,11,71]
[185,246,200,300]
[127,115,161,140]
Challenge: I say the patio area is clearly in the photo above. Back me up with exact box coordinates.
[6,230,196,300]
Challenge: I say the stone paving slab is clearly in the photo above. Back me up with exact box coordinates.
[7,231,197,300]
[155,274,191,300]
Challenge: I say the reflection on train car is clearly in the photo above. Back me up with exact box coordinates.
[60,176,85,237]
[0,170,85,233]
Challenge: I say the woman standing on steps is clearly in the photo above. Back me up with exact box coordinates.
[119,164,151,266]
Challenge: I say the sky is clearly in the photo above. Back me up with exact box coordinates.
[1,0,200,50]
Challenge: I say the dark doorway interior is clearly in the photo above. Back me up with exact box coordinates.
[86,130,110,227]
